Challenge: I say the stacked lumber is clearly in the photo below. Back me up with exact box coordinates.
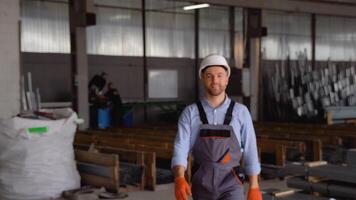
[75,128,178,190]
[286,150,356,199]
[75,130,173,159]
[76,125,327,181]
[75,144,155,191]
[75,123,356,184]
[255,122,356,148]
[257,137,321,166]
[75,150,119,193]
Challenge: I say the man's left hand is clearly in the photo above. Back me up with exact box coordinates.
[247,187,262,200]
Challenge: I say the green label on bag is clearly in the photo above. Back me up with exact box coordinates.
[28,127,48,134]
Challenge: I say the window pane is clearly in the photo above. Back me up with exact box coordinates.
[21,0,70,53]
[146,0,194,58]
[199,6,230,58]
[262,11,311,60]
[316,15,356,61]
[87,0,143,56]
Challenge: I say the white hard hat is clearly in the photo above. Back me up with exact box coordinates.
[199,54,230,79]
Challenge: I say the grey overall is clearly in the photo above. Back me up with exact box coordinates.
[191,100,244,200]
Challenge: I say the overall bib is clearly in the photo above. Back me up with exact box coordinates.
[191,100,244,200]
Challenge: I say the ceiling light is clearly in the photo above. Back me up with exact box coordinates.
[183,3,210,10]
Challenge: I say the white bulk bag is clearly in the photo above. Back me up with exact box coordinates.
[0,108,81,200]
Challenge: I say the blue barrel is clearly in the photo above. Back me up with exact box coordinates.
[98,108,111,129]
[122,109,133,127]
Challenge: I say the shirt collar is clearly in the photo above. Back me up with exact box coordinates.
[201,94,230,110]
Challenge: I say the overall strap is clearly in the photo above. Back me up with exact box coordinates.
[223,100,235,125]
[196,101,208,124]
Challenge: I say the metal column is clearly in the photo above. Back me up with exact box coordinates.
[246,8,263,120]
[69,0,95,130]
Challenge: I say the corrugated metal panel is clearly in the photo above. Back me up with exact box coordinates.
[316,15,356,61]
[262,11,311,60]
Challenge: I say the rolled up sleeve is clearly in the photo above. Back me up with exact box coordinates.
[171,108,191,170]
[240,106,261,176]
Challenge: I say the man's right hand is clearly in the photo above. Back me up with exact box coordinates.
[174,176,192,200]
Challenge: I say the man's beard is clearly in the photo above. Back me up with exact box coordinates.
[206,85,225,96]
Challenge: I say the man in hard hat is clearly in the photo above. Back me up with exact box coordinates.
[171,54,262,200]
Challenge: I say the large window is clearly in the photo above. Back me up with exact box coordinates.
[87,0,142,56]
[21,0,70,53]
[316,16,356,61]
[21,0,242,59]
[146,0,194,58]
[262,11,311,60]
[199,6,230,58]
[21,0,143,56]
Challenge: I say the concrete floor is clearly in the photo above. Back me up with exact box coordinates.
[123,179,289,200]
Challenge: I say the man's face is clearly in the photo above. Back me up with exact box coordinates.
[202,66,229,96]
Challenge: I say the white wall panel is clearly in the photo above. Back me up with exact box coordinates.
[0,0,20,118]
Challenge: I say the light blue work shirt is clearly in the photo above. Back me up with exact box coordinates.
[171,96,261,176]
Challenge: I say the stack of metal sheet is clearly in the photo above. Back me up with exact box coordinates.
[347,149,356,168]
[286,149,356,199]
[265,48,356,121]
[262,192,329,200]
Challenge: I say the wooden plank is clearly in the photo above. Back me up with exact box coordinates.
[275,144,286,167]
[96,146,146,189]
[255,122,356,139]
[113,157,119,192]
[258,135,323,162]
[307,176,327,183]
[75,149,117,167]
[136,152,145,190]
[144,152,156,190]
[327,111,333,125]
[75,144,150,190]
[258,141,286,166]
[75,134,173,159]
[312,140,322,161]
[272,189,295,197]
[75,150,119,193]
[304,161,327,168]
[96,145,146,163]
[78,129,175,142]
[77,163,115,179]
[258,137,306,153]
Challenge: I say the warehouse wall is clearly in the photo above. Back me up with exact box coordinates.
[0,0,20,118]
[22,53,195,102]
[22,53,71,102]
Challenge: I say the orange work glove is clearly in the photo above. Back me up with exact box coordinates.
[247,187,262,200]
[174,177,192,200]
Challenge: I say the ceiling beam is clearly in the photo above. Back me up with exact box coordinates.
[310,0,356,6]
[185,0,356,17]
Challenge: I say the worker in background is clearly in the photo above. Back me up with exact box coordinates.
[89,72,107,103]
[105,81,123,127]
[89,72,108,128]
[171,54,262,200]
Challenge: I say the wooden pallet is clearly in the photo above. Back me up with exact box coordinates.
[75,150,119,193]
[75,143,156,191]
